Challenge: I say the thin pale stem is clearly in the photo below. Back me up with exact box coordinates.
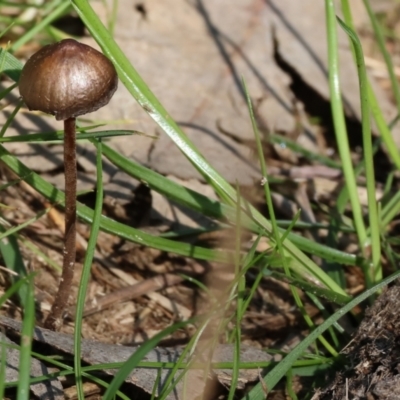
[44,117,77,331]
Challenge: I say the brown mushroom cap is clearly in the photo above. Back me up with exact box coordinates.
[19,39,118,121]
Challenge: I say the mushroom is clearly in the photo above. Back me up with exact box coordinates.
[19,38,118,331]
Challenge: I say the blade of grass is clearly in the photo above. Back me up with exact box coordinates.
[10,0,71,53]
[238,236,264,320]
[0,99,23,138]
[227,190,244,400]
[264,269,350,305]
[0,21,16,40]
[325,0,367,254]
[0,83,18,101]
[0,333,6,400]
[0,143,226,262]
[18,235,62,273]
[0,206,53,241]
[0,225,28,307]
[4,344,131,400]
[150,368,163,400]
[0,276,31,308]
[100,140,362,269]
[16,275,35,400]
[0,129,137,142]
[337,17,381,282]
[381,190,400,227]
[269,134,341,169]
[340,0,400,171]
[286,369,298,400]
[74,139,104,400]
[244,79,338,356]
[362,0,400,116]
[103,318,196,400]
[0,47,22,82]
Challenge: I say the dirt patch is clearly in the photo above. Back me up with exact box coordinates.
[313,282,400,400]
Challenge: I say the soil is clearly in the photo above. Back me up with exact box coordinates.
[312,283,400,400]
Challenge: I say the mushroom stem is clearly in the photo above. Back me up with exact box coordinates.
[44,117,77,331]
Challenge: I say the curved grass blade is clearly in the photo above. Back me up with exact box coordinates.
[103,318,196,400]
[325,0,367,253]
[0,99,23,138]
[264,269,350,305]
[0,143,225,262]
[0,130,137,143]
[0,225,28,307]
[74,139,104,400]
[10,1,71,53]
[101,142,362,268]
[16,275,35,400]
[337,17,381,282]
[340,0,400,170]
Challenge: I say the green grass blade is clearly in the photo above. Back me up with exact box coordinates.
[100,141,245,225]
[0,333,6,400]
[381,190,400,227]
[264,269,350,305]
[103,318,196,400]
[269,134,341,169]
[74,140,104,400]
[340,0,400,170]
[0,83,18,101]
[325,0,367,252]
[10,1,71,53]
[0,276,30,308]
[0,47,23,82]
[0,143,225,262]
[71,0,233,202]
[0,21,16,40]
[0,129,136,143]
[101,140,362,269]
[5,346,131,400]
[243,78,337,356]
[228,191,244,400]
[0,99,23,138]
[362,0,400,116]
[337,17,380,282]
[0,225,28,307]
[16,275,35,400]
[19,235,61,272]
[0,207,52,242]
